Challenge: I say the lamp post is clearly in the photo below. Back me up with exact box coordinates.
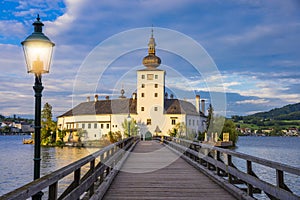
[21,15,54,200]
[127,113,131,137]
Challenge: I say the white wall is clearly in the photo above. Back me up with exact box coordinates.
[136,70,166,134]
[57,114,140,141]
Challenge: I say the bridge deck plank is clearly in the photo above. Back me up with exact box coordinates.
[102,141,236,200]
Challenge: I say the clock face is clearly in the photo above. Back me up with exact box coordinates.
[147,74,154,80]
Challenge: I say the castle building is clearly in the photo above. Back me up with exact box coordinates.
[57,31,207,141]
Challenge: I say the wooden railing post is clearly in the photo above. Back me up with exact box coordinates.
[246,160,254,197]
[106,150,111,175]
[191,144,196,161]
[277,169,284,189]
[74,168,81,185]
[193,144,198,162]
[106,150,110,160]
[216,151,221,176]
[89,159,95,197]
[276,169,293,193]
[100,154,104,183]
[112,145,117,169]
[207,151,215,171]
[74,168,81,200]
[227,154,233,184]
[48,182,58,200]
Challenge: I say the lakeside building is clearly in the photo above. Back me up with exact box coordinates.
[0,121,34,134]
[57,32,207,142]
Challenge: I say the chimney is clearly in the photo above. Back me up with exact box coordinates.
[105,96,109,100]
[94,94,98,102]
[170,94,174,99]
[132,93,137,100]
[201,99,205,114]
[165,92,168,99]
[87,96,90,102]
[195,95,200,113]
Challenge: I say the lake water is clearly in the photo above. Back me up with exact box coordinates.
[234,136,300,199]
[235,136,300,168]
[0,135,99,196]
[0,135,299,198]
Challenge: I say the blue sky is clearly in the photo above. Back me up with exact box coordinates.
[0,0,299,118]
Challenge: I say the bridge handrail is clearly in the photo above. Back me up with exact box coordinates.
[157,136,300,200]
[171,137,300,176]
[0,137,138,200]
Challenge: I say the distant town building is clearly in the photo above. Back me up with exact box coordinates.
[0,121,34,134]
[282,128,299,136]
[57,31,207,141]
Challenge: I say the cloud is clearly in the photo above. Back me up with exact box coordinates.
[236,99,270,105]
[223,81,240,88]
[0,20,26,39]
[14,0,65,17]
[221,24,279,46]
[0,0,299,118]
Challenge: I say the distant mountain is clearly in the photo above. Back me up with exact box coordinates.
[247,103,300,120]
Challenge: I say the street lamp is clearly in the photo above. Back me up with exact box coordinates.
[127,113,131,137]
[21,15,54,200]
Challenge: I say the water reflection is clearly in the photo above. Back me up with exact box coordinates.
[0,136,99,196]
[41,147,99,175]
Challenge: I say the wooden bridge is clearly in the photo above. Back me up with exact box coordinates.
[102,141,235,200]
[1,137,299,200]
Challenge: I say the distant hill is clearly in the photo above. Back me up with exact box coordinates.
[0,114,33,123]
[246,103,300,120]
[231,103,300,121]
[249,103,300,120]
[232,103,300,132]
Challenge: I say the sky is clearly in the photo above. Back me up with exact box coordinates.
[0,0,299,119]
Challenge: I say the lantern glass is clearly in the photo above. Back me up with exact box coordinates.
[22,40,54,74]
[127,114,132,122]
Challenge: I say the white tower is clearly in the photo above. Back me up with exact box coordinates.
[137,30,165,134]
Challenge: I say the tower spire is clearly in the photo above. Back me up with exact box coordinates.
[151,25,154,38]
[142,27,161,68]
[148,27,156,55]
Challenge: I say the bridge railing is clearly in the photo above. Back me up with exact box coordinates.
[157,136,300,200]
[0,137,138,200]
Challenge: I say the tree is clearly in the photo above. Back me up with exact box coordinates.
[168,122,186,138]
[220,119,239,146]
[57,129,67,143]
[270,125,282,136]
[2,125,10,133]
[168,127,178,137]
[122,118,138,137]
[205,105,225,141]
[76,129,88,142]
[108,131,122,143]
[175,122,186,137]
[197,131,205,141]
[206,104,214,133]
[256,128,262,134]
[41,103,56,145]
